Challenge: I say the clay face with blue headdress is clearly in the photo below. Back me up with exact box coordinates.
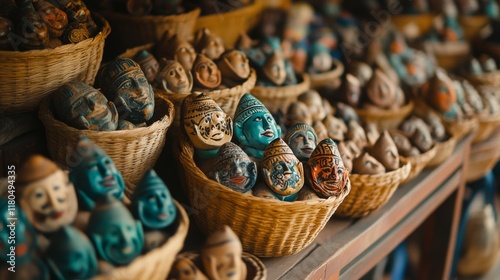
[96,57,155,124]
[130,170,177,230]
[234,94,281,160]
[53,81,119,131]
[261,138,304,201]
[17,155,78,233]
[46,226,98,280]
[69,136,125,211]
[87,194,143,266]
[210,142,257,193]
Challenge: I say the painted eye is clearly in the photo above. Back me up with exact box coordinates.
[169,70,175,76]
[123,81,132,89]
[35,192,44,198]
[200,65,206,70]
[53,185,60,191]
[178,67,183,72]
[254,116,262,121]
[148,195,156,202]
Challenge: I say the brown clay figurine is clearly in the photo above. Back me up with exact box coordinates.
[192,54,222,90]
[364,122,380,147]
[201,226,247,280]
[334,102,360,124]
[262,138,304,201]
[16,1,49,50]
[312,120,329,142]
[337,141,354,172]
[347,62,373,87]
[410,125,434,153]
[364,69,398,110]
[217,49,251,87]
[344,140,362,158]
[157,33,197,71]
[323,115,347,142]
[286,101,313,126]
[156,59,193,94]
[58,0,98,43]
[169,257,208,280]
[298,90,327,122]
[389,130,420,157]
[33,0,68,38]
[134,49,160,83]
[17,155,78,233]
[307,138,350,198]
[194,28,225,60]
[347,121,368,150]
[342,73,362,108]
[182,93,233,159]
[284,123,318,162]
[352,152,386,175]
[369,131,400,171]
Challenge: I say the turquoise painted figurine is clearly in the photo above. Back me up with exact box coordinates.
[234,94,281,160]
[284,123,318,163]
[307,138,350,198]
[426,71,462,120]
[130,170,177,229]
[87,195,144,266]
[46,226,98,280]
[210,142,257,193]
[134,49,160,83]
[307,42,333,74]
[156,59,193,94]
[96,58,155,124]
[69,136,125,211]
[182,93,233,160]
[53,81,119,131]
[262,138,304,201]
[17,155,78,233]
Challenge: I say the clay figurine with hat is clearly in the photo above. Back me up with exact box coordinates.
[284,123,318,163]
[217,49,251,87]
[156,33,197,71]
[192,54,222,90]
[134,49,160,83]
[156,59,193,94]
[193,28,225,60]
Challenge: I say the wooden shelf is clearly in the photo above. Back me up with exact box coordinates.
[261,133,474,279]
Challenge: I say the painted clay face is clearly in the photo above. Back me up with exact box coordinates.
[97,58,155,124]
[157,59,193,94]
[364,122,380,146]
[212,142,257,193]
[347,62,373,87]
[17,155,78,233]
[337,141,353,172]
[69,136,125,211]
[428,71,457,113]
[262,52,287,86]
[307,138,349,198]
[298,90,327,122]
[284,123,318,162]
[343,74,362,107]
[171,257,208,280]
[370,131,399,171]
[46,226,98,280]
[423,111,447,141]
[134,50,160,83]
[323,115,347,142]
[312,120,328,142]
[217,50,251,85]
[262,138,304,196]
[192,54,222,89]
[34,0,68,38]
[234,94,281,159]
[347,121,368,150]
[0,199,37,265]
[19,11,49,49]
[175,39,197,71]
[352,152,386,175]
[389,130,417,157]
[366,70,397,108]
[131,170,177,229]
[345,140,361,158]
[87,195,143,266]
[201,226,247,280]
[286,101,313,126]
[194,28,225,60]
[183,93,233,150]
[399,116,428,137]
[53,81,118,131]
[60,0,95,28]
[411,126,434,152]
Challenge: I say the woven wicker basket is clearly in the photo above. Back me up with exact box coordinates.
[174,135,349,257]
[472,113,500,143]
[423,41,470,71]
[0,14,110,115]
[400,145,437,184]
[354,101,414,131]
[194,1,265,48]
[391,14,436,39]
[335,162,411,218]
[38,93,174,187]
[100,8,200,50]
[458,16,490,41]
[466,127,500,182]
[462,71,500,88]
[92,200,189,280]
[250,74,310,114]
[176,251,266,280]
[309,59,344,91]
[427,134,458,167]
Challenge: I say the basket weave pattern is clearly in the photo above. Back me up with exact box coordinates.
[175,136,349,257]
[355,101,414,131]
[427,135,458,167]
[309,60,344,90]
[39,94,174,187]
[335,162,411,218]
[0,14,110,114]
[400,145,437,184]
[472,113,500,143]
[92,201,189,280]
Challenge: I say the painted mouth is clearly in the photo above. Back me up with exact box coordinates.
[52,211,64,219]
[211,132,223,140]
[100,176,116,187]
[157,213,167,220]
[301,147,314,154]
[263,130,274,137]
[16,244,28,256]
[230,176,247,185]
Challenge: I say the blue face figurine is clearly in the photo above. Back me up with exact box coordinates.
[0,198,37,265]
[46,226,98,280]
[96,58,155,124]
[69,136,125,211]
[234,94,281,159]
[87,195,144,266]
[130,170,177,230]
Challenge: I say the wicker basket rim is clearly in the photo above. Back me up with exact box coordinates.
[424,41,470,53]
[309,59,344,80]
[478,112,500,123]
[0,13,111,56]
[349,161,411,180]
[400,143,438,162]
[251,73,310,92]
[100,7,201,22]
[39,91,174,136]
[178,136,345,207]
[193,69,257,95]
[355,100,414,118]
